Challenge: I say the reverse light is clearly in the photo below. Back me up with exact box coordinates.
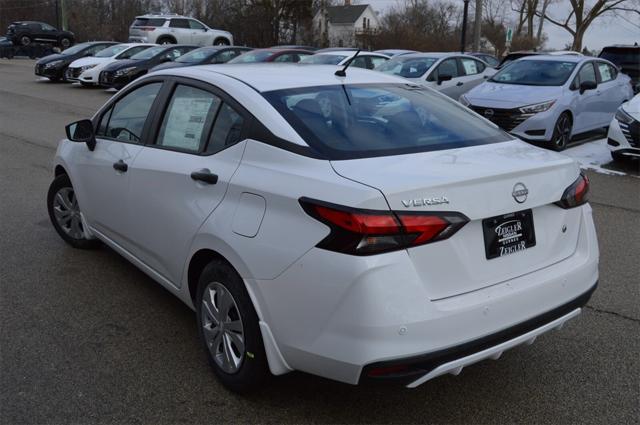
[300,198,469,255]
[555,172,589,209]
[519,100,556,114]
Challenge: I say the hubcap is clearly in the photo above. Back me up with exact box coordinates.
[61,39,70,48]
[52,187,85,239]
[21,36,30,45]
[201,282,245,374]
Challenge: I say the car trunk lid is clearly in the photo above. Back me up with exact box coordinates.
[331,140,583,299]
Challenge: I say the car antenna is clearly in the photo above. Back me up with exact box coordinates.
[335,49,361,77]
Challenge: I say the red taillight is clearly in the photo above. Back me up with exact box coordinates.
[138,27,156,31]
[555,172,589,209]
[300,198,468,255]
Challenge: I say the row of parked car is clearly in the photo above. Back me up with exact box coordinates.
[32,36,638,159]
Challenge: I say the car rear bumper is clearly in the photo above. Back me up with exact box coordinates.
[250,203,599,385]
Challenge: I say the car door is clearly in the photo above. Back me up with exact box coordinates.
[125,81,248,286]
[168,18,190,43]
[426,57,462,98]
[570,62,600,133]
[458,57,488,94]
[73,81,163,247]
[39,23,58,43]
[188,19,209,46]
[595,61,623,125]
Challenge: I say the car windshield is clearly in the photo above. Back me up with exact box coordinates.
[176,48,214,63]
[599,49,640,66]
[228,51,274,63]
[376,57,437,78]
[263,83,511,160]
[130,46,166,60]
[61,43,92,55]
[490,60,576,86]
[300,54,348,65]
[95,44,129,58]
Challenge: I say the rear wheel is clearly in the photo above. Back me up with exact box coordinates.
[47,174,100,249]
[196,260,269,393]
[19,35,32,46]
[550,112,572,151]
[157,36,176,45]
[213,38,230,46]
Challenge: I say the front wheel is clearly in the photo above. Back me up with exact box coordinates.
[550,112,572,151]
[196,260,269,393]
[59,37,72,49]
[47,174,100,249]
[19,35,32,46]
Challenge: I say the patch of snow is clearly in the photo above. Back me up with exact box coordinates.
[563,138,625,176]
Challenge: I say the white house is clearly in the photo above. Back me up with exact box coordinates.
[313,1,380,47]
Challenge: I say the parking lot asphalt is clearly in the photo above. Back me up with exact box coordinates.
[1,58,639,424]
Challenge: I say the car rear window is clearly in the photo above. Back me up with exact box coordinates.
[132,18,166,27]
[263,83,511,160]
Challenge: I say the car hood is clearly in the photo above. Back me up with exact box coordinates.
[102,58,143,71]
[36,53,67,65]
[465,82,563,108]
[69,56,110,67]
[623,95,640,119]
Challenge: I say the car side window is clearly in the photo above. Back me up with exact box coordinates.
[87,44,108,55]
[370,56,387,69]
[156,85,221,153]
[206,103,245,154]
[97,83,162,143]
[577,62,597,85]
[189,20,205,30]
[597,62,614,83]
[117,46,147,59]
[169,19,190,29]
[460,58,484,75]
[213,50,237,63]
[274,53,294,62]
[351,56,368,69]
[429,58,459,81]
[41,23,56,31]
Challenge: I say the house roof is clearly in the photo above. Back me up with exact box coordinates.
[326,5,369,24]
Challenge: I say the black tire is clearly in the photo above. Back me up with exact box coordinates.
[47,174,100,249]
[213,38,230,46]
[47,77,60,82]
[196,259,269,393]
[59,37,72,49]
[19,34,32,46]
[550,112,572,151]
[157,36,176,45]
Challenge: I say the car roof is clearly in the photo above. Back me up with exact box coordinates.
[389,52,479,60]
[154,63,408,92]
[513,54,588,63]
[314,50,389,58]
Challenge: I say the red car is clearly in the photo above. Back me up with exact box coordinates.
[227,48,313,64]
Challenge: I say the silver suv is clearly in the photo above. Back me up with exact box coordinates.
[129,14,233,46]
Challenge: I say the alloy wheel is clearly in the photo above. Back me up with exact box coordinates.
[201,282,245,374]
[554,114,571,150]
[20,36,31,46]
[52,187,85,239]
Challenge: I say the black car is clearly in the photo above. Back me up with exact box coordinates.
[599,44,640,94]
[7,21,74,48]
[149,46,252,72]
[99,45,198,89]
[35,41,118,82]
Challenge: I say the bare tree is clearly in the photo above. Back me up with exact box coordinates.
[537,0,640,51]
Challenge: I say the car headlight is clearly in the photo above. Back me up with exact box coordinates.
[44,60,64,68]
[459,95,471,106]
[115,66,137,76]
[518,100,556,114]
[80,64,97,72]
[614,106,634,124]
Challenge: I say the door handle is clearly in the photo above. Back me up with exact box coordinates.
[456,81,464,86]
[113,160,128,172]
[191,169,218,185]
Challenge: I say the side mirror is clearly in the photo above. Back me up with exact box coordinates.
[437,73,452,85]
[65,119,96,151]
[579,80,597,94]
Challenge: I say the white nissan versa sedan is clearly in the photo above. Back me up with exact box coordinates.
[47,64,599,392]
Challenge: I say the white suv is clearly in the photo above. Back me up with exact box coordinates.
[48,65,598,393]
[129,14,233,46]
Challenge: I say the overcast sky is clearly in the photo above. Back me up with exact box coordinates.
[362,0,640,52]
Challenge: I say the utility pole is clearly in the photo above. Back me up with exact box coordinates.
[60,0,67,31]
[55,0,60,29]
[472,0,482,52]
[460,0,469,53]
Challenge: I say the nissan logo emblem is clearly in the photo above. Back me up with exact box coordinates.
[512,183,529,203]
[484,109,494,117]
